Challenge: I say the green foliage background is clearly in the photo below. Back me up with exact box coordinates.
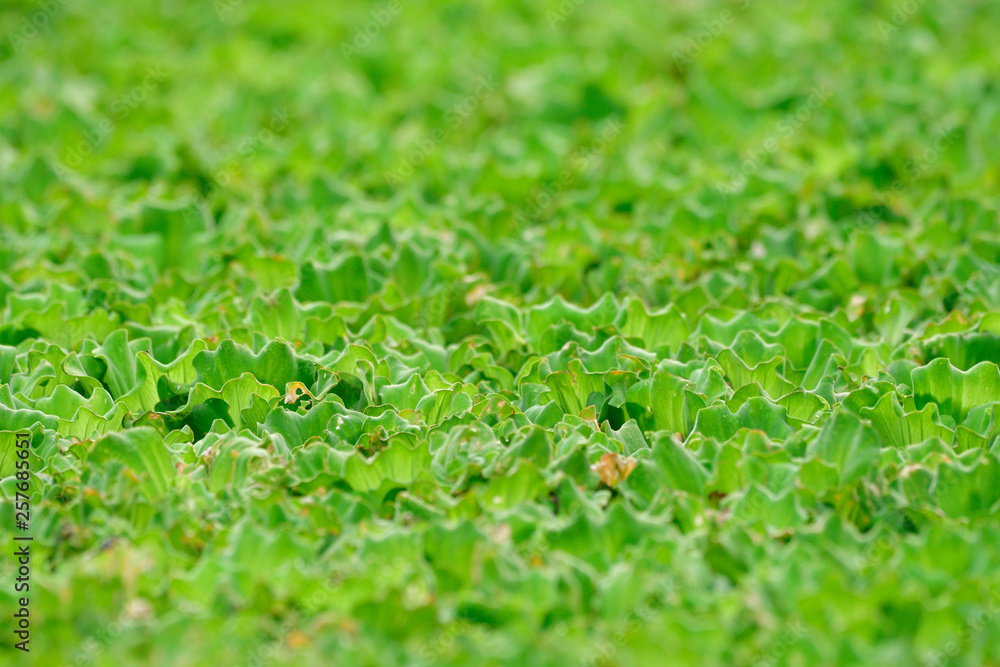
[1,0,1000,665]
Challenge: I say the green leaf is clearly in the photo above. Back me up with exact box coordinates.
[692,397,797,442]
[911,359,1000,424]
[807,411,880,485]
[860,392,954,449]
[624,371,706,437]
[194,339,317,391]
[88,427,176,500]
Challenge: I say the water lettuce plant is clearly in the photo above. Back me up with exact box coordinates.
[1,0,999,665]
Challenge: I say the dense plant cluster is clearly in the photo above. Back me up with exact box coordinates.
[1,0,999,665]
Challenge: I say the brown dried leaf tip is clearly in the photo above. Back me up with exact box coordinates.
[284,381,310,404]
[591,452,637,487]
